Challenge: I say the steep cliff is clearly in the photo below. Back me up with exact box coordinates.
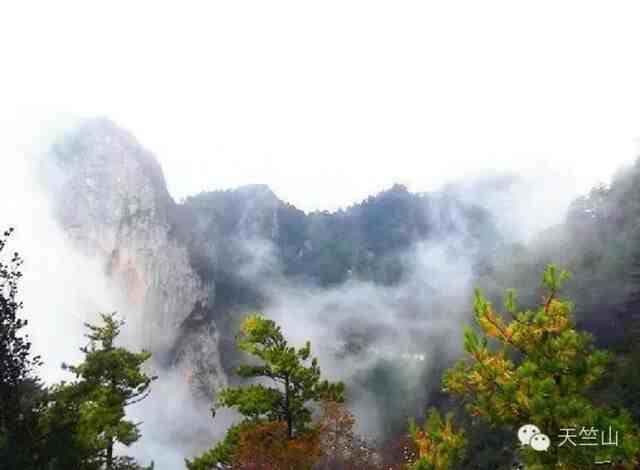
[45,118,227,395]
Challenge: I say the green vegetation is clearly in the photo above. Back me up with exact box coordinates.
[61,312,157,469]
[187,315,347,468]
[9,158,640,468]
[409,409,466,470]
[443,265,640,468]
[184,183,499,288]
[185,422,251,470]
[0,228,43,469]
[0,229,156,470]
[216,314,345,438]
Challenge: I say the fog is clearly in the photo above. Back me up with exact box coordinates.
[0,105,636,470]
[221,173,576,440]
[250,237,475,436]
[0,118,226,469]
[4,2,640,468]
[5,2,640,212]
[0,117,115,383]
[0,115,635,469]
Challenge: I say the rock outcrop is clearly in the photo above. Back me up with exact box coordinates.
[46,118,227,395]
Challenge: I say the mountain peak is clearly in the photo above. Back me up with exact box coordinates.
[235,184,279,201]
[47,117,174,234]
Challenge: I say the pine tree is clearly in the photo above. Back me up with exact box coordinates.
[188,314,345,469]
[216,314,345,439]
[64,313,157,470]
[184,422,250,470]
[443,265,640,468]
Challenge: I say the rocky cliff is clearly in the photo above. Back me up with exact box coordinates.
[45,118,227,395]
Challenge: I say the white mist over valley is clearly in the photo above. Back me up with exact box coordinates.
[3,3,640,469]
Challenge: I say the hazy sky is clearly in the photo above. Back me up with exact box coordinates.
[3,1,640,211]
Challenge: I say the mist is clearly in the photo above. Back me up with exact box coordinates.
[255,239,474,437]
[0,115,630,469]
[0,117,115,382]
[4,2,640,469]
[0,119,226,469]
[217,172,580,439]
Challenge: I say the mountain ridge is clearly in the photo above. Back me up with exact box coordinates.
[43,117,503,395]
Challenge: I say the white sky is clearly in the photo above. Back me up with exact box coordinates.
[3,1,640,212]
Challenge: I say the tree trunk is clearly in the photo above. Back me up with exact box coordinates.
[106,437,114,470]
[284,376,292,439]
[107,373,116,470]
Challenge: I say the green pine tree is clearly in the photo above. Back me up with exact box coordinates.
[185,421,251,470]
[216,314,345,439]
[188,314,345,469]
[443,265,640,468]
[63,313,157,470]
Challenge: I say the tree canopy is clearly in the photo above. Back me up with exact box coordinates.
[216,314,345,438]
[63,313,157,470]
[0,228,43,469]
[443,265,640,468]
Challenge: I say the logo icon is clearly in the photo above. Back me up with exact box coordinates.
[517,424,550,452]
[530,433,551,452]
[518,424,541,446]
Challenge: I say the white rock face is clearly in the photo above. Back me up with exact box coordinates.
[47,118,227,395]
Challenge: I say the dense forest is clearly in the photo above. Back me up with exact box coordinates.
[4,155,640,469]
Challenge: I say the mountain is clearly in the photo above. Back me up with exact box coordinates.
[41,117,502,398]
[44,117,227,395]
